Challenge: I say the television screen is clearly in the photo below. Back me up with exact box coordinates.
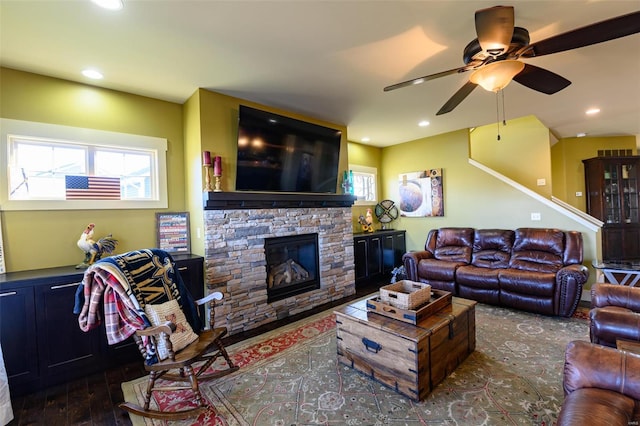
[236,105,342,193]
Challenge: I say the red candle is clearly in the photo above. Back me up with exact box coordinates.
[203,151,212,166]
[213,156,222,176]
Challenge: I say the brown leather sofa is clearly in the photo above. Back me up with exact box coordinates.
[590,283,640,347]
[558,340,640,425]
[402,227,589,317]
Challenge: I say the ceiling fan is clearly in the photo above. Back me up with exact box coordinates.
[384,6,640,116]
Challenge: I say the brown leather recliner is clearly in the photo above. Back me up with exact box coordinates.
[557,340,640,425]
[590,283,640,347]
[403,227,474,294]
[456,229,514,305]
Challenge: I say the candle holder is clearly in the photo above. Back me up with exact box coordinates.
[213,173,222,192]
[204,165,213,192]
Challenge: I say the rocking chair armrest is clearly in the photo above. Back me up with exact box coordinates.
[136,321,177,337]
[195,291,223,306]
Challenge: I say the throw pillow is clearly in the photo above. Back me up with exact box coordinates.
[144,299,198,360]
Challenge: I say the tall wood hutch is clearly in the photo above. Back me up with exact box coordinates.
[583,155,640,261]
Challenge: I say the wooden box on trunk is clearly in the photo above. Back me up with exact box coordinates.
[335,297,476,401]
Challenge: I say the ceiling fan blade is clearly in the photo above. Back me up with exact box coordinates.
[475,6,514,56]
[512,63,571,94]
[521,11,640,58]
[383,66,471,92]
[436,81,478,115]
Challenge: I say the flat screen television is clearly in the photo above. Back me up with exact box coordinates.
[235,105,342,193]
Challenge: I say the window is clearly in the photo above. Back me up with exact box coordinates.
[349,164,377,204]
[1,118,168,210]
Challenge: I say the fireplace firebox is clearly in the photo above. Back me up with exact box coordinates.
[265,233,320,303]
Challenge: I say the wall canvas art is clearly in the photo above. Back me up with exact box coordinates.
[398,169,444,217]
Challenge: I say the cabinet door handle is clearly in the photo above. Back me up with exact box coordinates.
[0,291,17,297]
[51,282,80,290]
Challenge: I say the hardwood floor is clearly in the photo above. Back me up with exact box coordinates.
[7,281,381,426]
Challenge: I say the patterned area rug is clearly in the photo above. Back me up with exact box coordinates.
[122,301,589,426]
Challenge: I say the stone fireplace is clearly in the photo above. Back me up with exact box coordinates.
[203,192,356,335]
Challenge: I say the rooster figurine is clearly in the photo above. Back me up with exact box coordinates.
[358,208,375,233]
[76,223,118,268]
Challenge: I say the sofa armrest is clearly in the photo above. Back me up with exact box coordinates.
[591,283,640,312]
[402,251,433,281]
[555,264,589,317]
[563,340,640,400]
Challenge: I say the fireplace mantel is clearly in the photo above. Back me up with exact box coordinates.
[203,191,357,210]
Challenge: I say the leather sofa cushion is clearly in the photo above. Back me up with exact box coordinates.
[509,228,565,273]
[432,228,473,263]
[418,259,466,281]
[498,269,556,296]
[590,307,640,347]
[557,388,636,426]
[500,291,554,315]
[471,229,514,268]
[456,265,500,289]
[591,283,640,312]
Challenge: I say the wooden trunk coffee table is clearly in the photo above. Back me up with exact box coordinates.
[334,296,476,401]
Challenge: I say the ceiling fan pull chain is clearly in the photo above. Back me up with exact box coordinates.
[502,89,507,126]
[496,91,501,141]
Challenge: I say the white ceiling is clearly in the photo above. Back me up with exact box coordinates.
[1,0,639,147]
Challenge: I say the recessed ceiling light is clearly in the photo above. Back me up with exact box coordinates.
[361,137,370,142]
[418,120,430,127]
[91,0,123,10]
[82,69,104,79]
[577,132,587,138]
[586,108,601,115]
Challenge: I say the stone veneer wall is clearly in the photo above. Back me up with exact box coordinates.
[204,207,355,335]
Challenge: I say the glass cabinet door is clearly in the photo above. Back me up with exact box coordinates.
[603,163,621,224]
[621,162,638,223]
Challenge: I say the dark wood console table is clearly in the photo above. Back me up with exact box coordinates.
[353,230,406,286]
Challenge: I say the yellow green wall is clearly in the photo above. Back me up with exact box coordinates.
[0,68,185,271]
[470,115,552,198]
[347,141,382,231]
[183,90,205,256]
[551,135,637,210]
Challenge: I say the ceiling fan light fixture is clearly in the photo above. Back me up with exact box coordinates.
[470,60,525,92]
[91,0,124,10]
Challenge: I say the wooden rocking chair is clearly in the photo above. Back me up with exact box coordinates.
[119,290,239,420]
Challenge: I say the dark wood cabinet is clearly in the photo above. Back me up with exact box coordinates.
[0,286,38,387]
[583,156,640,261]
[35,281,103,384]
[0,253,204,396]
[354,230,406,285]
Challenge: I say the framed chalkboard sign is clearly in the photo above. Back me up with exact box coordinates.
[156,212,191,254]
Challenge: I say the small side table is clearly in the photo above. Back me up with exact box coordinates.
[616,339,640,355]
[592,260,640,287]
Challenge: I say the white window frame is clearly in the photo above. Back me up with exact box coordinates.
[1,118,168,211]
[349,164,378,205]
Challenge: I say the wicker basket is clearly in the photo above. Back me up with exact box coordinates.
[379,280,432,310]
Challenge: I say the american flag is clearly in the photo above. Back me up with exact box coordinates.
[65,175,121,200]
